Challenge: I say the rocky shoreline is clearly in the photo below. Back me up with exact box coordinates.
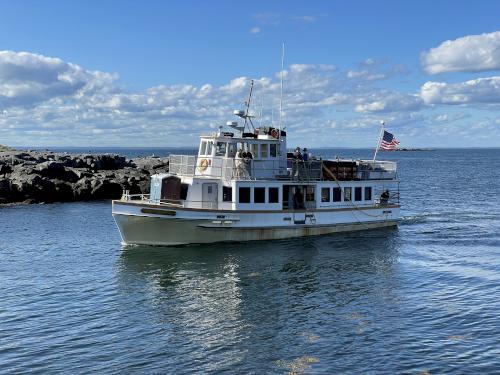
[0,148,169,204]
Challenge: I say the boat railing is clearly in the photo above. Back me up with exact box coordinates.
[120,192,221,209]
[357,160,397,180]
[168,154,398,182]
[375,190,400,206]
[169,154,328,182]
[169,155,197,175]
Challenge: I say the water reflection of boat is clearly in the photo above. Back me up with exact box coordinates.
[115,232,400,371]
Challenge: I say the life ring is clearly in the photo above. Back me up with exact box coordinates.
[199,159,209,171]
[271,128,279,139]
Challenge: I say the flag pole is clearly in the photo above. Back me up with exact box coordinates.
[372,121,385,162]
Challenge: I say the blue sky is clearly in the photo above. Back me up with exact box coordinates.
[1,1,500,147]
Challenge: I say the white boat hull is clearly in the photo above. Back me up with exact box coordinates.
[112,200,400,246]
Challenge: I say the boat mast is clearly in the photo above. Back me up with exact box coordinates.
[244,79,255,132]
[372,121,385,162]
[279,43,285,135]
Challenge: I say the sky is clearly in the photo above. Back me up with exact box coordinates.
[1,0,500,148]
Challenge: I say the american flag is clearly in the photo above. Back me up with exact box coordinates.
[380,130,400,150]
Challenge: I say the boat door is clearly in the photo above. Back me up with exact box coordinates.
[202,183,218,209]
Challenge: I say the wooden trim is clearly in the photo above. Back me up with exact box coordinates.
[114,200,400,214]
[197,219,400,230]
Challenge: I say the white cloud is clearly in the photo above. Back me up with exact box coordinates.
[347,70,386,81]
[249,27,261,34]
[421,31,500,74]
[0,50,116,107]
[355,92,423,113]
[420,76,500,104]
[7,50,494,147]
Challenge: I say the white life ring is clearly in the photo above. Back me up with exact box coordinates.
[271,129,279,139]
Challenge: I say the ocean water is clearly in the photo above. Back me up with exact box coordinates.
[1,149,499,374]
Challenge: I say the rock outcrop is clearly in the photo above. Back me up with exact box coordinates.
[0,149,169,204]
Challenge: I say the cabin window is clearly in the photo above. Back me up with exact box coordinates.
[200,141,207,156]
[270,144,277,157]
[251,143,258,158]
[180,183,189,200]
[321,187,330,202]
[306,186,315,202]
[365,186,372,201]
[254,187,265,203]
[260,144,268,158]
[206,141,213,156]
[344,187,352,202]
[239,187,250,203]
[223,186,232,202]
[269,187,279,203]
[215,142,227,156]
[227,143,237,157]
[355,187,362,201]
[333,187,341,202]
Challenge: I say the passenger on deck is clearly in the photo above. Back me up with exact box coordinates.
[302,148,309,162]
[235,149,249,179]
[380,190,390,205]
[294,147,303,160]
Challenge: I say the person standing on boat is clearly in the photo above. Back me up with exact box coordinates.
[235,149,250,179]
[302,148,309,162]
[294,147,303,160]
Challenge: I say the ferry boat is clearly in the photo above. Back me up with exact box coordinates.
[112,82,400,246]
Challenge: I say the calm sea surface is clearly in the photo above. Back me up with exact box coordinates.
[1,149,499,374]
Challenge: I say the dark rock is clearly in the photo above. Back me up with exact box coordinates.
[0,148,169,204]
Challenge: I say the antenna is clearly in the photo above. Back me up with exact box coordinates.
[279,43,285,133]
[259,93,263,128]
[234,79,255,133]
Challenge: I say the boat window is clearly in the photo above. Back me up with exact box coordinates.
[364,186,372,201]
[227,143,237,157]
[333,187,341,202]
[269,187,279,203]
[355,187,362,201]
[239,187,250,203]
[180,183,189,200]
[250,143,258,159]
[200,141,207,156]
[344,187,352,202]
[215,142,227,156]
[321,187,330,202]
[223,186,232,202]
[270,144,277,158]
[306,186,315,202]
[254,187,265,203]
[206,141,213,156]
[260,144,268,158]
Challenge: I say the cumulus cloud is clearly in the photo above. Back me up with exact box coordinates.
[421,31,500,74]
[347,70,386,81]
[0,51,116,107]
[355,92,423,113]
[0,51,423,146]
[249,27,261,34]
[420,76,500,104]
